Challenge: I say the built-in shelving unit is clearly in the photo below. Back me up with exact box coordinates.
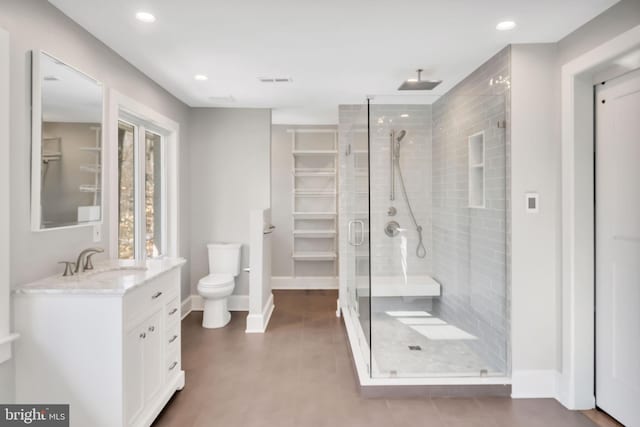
[79,126,102,205]
[289,129,338,276]
[468,131,485,208]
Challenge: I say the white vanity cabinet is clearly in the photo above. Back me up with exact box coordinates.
[14,258,186,427]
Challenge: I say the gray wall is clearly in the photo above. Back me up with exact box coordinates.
[0,0,192,401]
[431,47,511,373]
[189,108,271,296]
[271,124,337,277]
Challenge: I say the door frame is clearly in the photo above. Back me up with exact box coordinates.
[559,24,640,410]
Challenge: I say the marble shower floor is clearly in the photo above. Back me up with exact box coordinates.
[364,312,503,377]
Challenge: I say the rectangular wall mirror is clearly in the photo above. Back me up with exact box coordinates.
[31,51,104,231]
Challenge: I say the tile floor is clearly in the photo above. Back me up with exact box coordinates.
[153,290,604,427]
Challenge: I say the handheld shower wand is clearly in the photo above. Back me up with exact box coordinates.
[391,129,427,258]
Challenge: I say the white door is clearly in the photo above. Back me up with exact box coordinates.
[596,68,640,427]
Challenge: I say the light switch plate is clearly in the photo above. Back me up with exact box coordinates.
[525,193,539,213]
[93,224,102,242]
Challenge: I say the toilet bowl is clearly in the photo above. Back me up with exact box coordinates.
[197,243,242,328]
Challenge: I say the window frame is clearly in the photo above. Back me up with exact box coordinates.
[109,90,180,262]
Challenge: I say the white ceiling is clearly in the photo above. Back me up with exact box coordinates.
[49,0,618,124]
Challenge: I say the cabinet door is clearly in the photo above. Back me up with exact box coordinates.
[124,325,145,425]
[143,310,164,404]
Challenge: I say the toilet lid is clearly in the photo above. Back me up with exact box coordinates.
[199,274,234,287]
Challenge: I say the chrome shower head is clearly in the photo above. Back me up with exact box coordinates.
[398,69,442,91]
[396,130,407,142]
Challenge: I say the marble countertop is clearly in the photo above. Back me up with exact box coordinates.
[13,257,186,296]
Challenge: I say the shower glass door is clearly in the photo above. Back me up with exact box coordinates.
[339,103,371,370]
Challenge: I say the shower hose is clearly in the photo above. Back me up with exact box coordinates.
[396,157,427,258]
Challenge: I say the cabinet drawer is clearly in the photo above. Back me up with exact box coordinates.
[166,322,180,353]
[166,296,180,326]
[124,270,177,325]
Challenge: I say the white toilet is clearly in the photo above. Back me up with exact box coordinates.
[197,242,243,328]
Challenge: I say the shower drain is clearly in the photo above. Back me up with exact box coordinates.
[408,345,422,351]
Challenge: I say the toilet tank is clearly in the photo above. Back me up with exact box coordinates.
[207,243,242,276]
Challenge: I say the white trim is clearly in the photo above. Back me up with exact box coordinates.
[245,293,275,334]
[271,276,338,290]
[560,24,640,410]
[108,90,180,259]
[189,294,249,312]
[511,370,559,399]
[180,296,192,320]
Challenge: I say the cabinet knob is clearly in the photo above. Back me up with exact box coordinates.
[148,326,155,332]
[168,361,178,371]
[169,335,178,343]
[169,308,178,315]
[151,291,163,299]
[139,332,146,339]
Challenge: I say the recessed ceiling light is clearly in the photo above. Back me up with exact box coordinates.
[194,74,208,81]
[496,21,516,31]
[135,12,156,23]
[401,114,409,118]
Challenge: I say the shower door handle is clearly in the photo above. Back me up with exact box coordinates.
[354,220,365,246]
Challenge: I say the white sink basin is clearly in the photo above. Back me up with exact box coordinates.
[84,266,148,281]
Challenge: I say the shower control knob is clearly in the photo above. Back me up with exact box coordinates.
[385,221,401,237]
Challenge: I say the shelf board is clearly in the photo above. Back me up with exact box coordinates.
[292,150,337,156]
[293,170,336,177]
[294,190,336,196]
[292,251,337,261]
[79,185,100,193]
[80,165,101,173]
[292,212,336,219]
[293,230,337,238]
[79,147,102,152]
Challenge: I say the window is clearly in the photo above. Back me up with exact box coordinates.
[117,119,166,260]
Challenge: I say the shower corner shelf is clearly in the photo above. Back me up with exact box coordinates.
[289,128,339,276]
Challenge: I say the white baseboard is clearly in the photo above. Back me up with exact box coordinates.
[187,294,249,312]
[181,297,192,320]
[271,276,338,290]
[511,370,559,399]
[246,293,275,334]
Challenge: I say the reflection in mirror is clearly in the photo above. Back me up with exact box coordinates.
[35,52,103,229]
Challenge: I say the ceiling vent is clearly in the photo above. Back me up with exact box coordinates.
[259,77,293,83]
[208,96,235,103]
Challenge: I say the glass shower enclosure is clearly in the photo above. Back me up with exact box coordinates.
[339,93,509,380]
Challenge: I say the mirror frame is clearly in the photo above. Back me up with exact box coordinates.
[30,50,106,232]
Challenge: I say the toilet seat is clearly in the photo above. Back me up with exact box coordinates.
[198,274,234,288]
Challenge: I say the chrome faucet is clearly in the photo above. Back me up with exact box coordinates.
[74,247,104,274]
